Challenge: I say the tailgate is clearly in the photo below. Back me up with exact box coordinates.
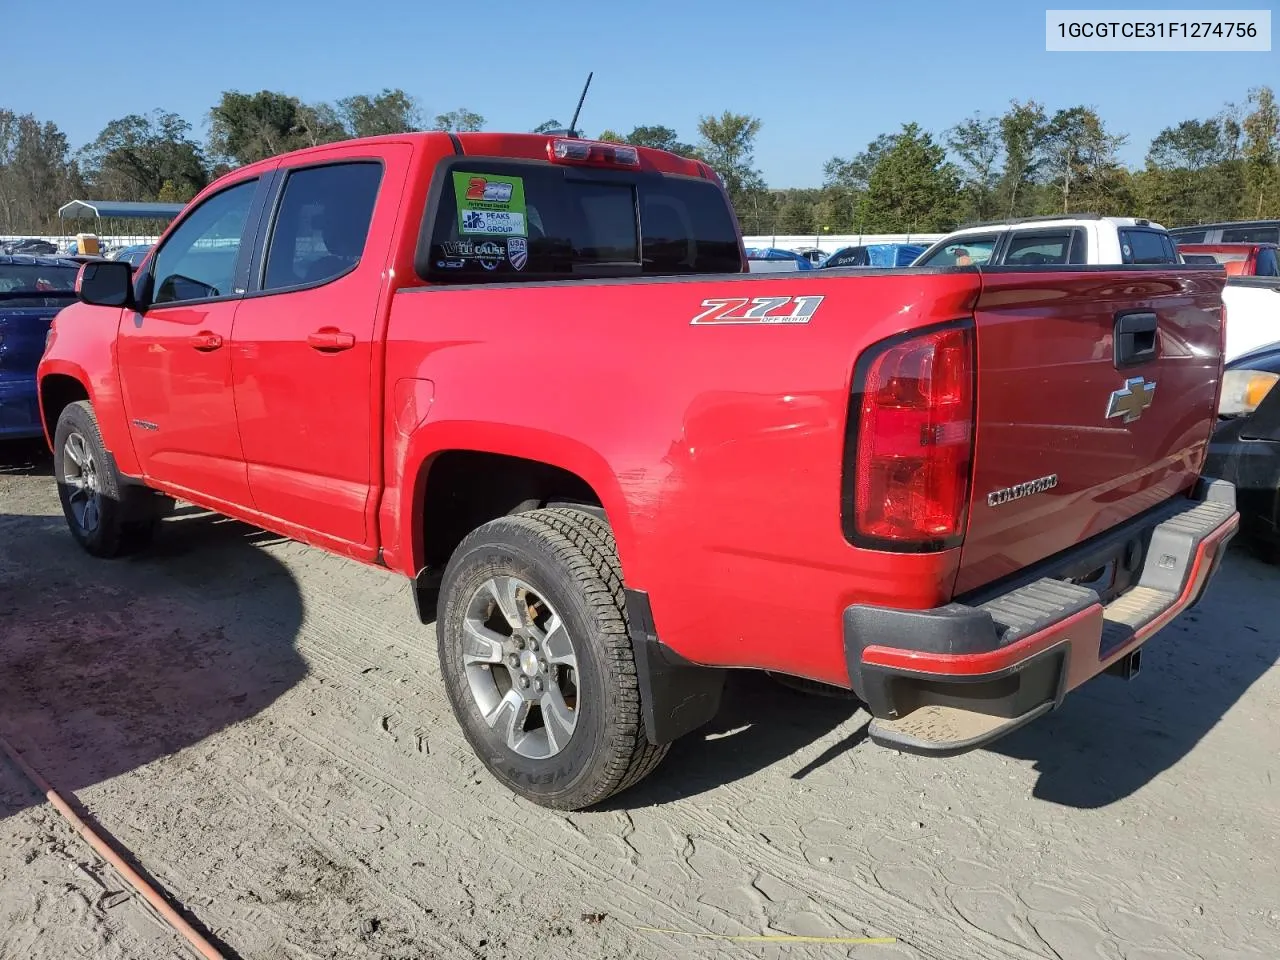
[955,267,1226,594]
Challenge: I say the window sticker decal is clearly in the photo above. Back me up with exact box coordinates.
[453,172,528,237]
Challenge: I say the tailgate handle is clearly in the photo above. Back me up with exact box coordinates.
[1114,311,1158,368]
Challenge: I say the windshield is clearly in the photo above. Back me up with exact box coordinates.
[0,262,79,304]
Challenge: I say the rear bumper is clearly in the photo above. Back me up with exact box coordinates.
[0,377,43,439]
[843,478,1240,756]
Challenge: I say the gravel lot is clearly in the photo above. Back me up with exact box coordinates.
[2,440,1278,960]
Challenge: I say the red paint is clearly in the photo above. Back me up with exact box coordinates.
[957,270,1225,594]
[37,132,1232,691]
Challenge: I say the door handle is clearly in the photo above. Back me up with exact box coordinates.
[1114,311,1158,368]
[190,331,223,351]
[307,329,356,352]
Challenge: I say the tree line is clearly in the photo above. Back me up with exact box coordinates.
[1,85,1277,237]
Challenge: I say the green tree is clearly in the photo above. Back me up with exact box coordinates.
[696,111,765,214]
[608,124,699,157]
[1137,117,1244,225]
[996,99,1049,217]
[78,110,208,202]
[208,90,326,165]
[948,113,1001,222]
[432,108,485,133]
[533,119,564,133]
[338,89,423,137]
[1037,106,1129,214]
[824,132,898,193]
[0,109,82,233]
[773,189,820,234]
[1242,85,1280,217]
[857,123,961,232]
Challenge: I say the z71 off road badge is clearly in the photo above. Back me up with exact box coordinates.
[1105,376,1156,424]
[691,295,825,325]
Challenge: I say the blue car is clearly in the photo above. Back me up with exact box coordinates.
[0,255,81,440]
[819,243,928,268]
[744,247,815,271]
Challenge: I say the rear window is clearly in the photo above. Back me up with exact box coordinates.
[0,262,78,305]
[1002,230,1085,266]
[1120,229,1178,264]
[1222,226,1280,244]
[418,161,742,281]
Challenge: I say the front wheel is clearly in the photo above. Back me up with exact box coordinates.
[437,508,668,810]
[54,400,172,557]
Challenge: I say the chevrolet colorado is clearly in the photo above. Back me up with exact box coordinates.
[38,132,1239,809]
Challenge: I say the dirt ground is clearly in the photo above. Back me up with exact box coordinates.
[2,441,1278,960]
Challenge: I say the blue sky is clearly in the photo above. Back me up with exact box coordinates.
[6,0,1275,186]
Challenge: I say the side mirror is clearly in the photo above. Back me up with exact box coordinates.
[76,259,135,308]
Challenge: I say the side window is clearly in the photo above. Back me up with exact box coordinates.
[1003,231,1075,266]
[1171,230,1207,244]
[917,235,998,267]
[1120,229,1178,264]
[1222,226,1280,244]
[263,162,383,291]
[1256,249,1279,277]
[150,179,258,305]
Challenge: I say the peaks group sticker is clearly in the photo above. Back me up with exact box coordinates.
[454,172,527,237]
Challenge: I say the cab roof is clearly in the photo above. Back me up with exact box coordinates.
[222,131,712,186]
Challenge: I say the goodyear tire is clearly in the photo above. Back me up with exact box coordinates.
[53,400,171,558]
[437,507,667,810]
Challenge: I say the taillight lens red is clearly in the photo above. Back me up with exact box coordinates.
[850,325,975,549]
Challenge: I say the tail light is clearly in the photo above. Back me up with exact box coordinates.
[844,323,976,551]
[547,138,640,167]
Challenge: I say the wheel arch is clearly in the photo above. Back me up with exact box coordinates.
[398,421,643,611]
[38,370,91,449]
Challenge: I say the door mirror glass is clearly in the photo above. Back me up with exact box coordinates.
[75,259,134,307]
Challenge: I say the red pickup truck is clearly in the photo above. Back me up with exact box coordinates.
[38,132,1239,809]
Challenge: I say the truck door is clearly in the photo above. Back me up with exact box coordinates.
[116,175,269,507]
[230,145,410,547]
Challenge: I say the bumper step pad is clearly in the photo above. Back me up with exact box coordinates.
[868,702,1054,757]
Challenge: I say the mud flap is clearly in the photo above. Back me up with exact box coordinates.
[624,589,726,745]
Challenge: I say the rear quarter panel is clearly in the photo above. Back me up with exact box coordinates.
[384,270,983,685]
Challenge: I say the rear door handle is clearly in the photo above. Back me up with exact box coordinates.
[307,329,356,352]
[190,332,223,351]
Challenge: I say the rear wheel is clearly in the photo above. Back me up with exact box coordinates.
[54,400,172,557]
[437,507,667,810]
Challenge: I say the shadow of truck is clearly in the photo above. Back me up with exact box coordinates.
[0,506,306,820]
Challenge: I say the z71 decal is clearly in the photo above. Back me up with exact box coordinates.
[691,295,825,325]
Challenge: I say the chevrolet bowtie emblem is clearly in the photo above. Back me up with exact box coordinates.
[1106,376,1156,424]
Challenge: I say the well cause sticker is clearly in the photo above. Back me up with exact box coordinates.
[454,172,527,237]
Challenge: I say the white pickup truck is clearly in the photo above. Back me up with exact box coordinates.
[912,214,1179,267]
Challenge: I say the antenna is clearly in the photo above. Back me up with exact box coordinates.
[567,72,593,138]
